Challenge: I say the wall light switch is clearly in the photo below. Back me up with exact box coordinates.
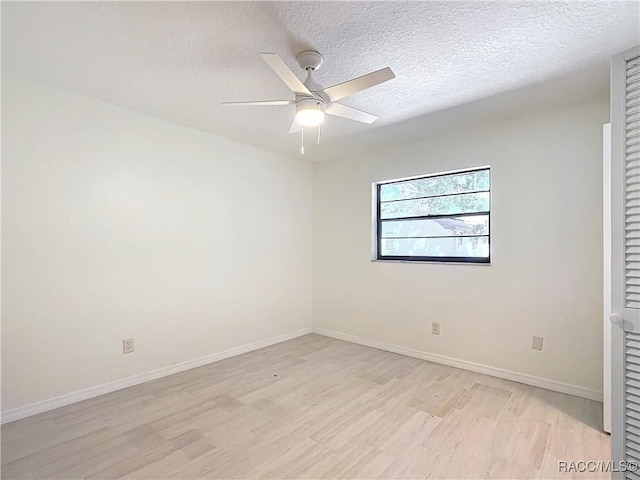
[432,322,440,335]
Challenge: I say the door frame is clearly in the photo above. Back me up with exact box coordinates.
[605,122,612,434]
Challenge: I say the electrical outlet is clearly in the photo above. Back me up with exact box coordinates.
[123,338,134,354]
[432,322,440,335]
[532,336,543,351]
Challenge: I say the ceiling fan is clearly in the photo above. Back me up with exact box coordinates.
[222,51,395,153]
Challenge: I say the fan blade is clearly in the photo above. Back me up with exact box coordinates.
[326,102,377,124]
[288,118,301,134]
[261,53,311,96]
[319,67,395,103]
[221,100,294,106]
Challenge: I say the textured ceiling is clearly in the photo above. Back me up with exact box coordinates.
[2,1,639,161]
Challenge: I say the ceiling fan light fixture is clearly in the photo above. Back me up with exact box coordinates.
[295,98,325,127]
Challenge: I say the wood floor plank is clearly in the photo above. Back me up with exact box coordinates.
[1,334,610,479]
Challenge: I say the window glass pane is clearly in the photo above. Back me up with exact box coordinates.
[380,169,489,202]
[381,215,489,238]
[380,192,489,219]
[380,236,489,258]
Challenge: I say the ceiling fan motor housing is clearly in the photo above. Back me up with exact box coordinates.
[296,97,325,113]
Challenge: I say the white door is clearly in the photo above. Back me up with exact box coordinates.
[611,45,640,479]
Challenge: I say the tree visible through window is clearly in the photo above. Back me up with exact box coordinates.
[375,167,490,263]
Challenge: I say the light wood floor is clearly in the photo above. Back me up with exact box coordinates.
[2,334,610,479]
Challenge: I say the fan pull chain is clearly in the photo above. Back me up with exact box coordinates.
[300,125,305,155]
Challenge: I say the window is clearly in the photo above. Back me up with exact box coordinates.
[374,167,490,263]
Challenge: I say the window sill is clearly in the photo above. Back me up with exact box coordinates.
[371,259,492,266]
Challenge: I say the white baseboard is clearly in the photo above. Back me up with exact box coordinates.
[1,327,312,425]
[312,327,603,402]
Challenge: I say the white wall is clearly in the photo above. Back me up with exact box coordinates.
[313,98,609,393]
[1,78,313,412]
[1,75,609,414]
